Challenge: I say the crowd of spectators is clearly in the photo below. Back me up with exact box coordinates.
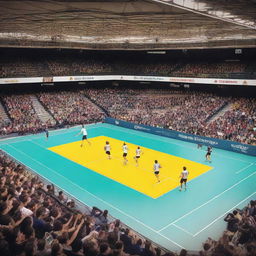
[0,113,10,134]
[0,150,195,256]
[0,89,255,145]
[84,88,256,145]
[204,98,256,144]
[0,56,252,78]
[37,91,106,126]
[0,58,43,78]
[199,201,256,256]
[84,88,213,126]
[172,62,246,78]
[0,95,50,135]
[46,58,113,76]
[112,61,179,76]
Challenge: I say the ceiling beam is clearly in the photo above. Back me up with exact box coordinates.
[149,0,256,30]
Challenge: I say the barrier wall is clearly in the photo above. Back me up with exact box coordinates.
[105,117,256,156]
[1,75,256,86]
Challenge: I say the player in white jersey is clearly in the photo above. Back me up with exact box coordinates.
[179,166,189,191]
[76,125,91,147]
[153,160,161,183]
[122,142,128,165]
[104,141,111,160]
[134,146,142,166]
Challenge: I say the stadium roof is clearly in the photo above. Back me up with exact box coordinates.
[0,0,255,50]
[151,0,256,30]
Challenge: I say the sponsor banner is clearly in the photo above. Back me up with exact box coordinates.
[53,75,117,82]
[105,117,256,156]
[0,75,256,86]
[0,77,43,84]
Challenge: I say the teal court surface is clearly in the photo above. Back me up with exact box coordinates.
[0,123,255,252]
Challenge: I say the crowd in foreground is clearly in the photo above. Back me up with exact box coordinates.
[0,150,191,256]
[199,200,256,256]
[0,149,256,256]
[0,89,255,145]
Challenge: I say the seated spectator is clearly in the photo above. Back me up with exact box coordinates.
[57,191,67,204]
[130,238,143,255]
[98,243,112,256]
[224,213,239,234]
[141,240,156,256]
[120,229,133,254]
[35,238,51,256]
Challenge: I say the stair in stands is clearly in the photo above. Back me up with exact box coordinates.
[30,95,56,124]
[0,100,11,124]
[207,102,233,123]
[83,93,110,116]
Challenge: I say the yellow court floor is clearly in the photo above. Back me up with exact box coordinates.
[48,136,212,198]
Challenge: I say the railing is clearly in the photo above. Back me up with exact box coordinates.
[1,70,256,79]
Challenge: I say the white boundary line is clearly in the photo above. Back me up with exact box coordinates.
[0,125,79,143]
[170,192,256,237]
[158,171,256,232]
[0,130,76,147]
[192,192,256,237]
[171,223,194,236]
[0,123,100,143]
[236,162,255,174]
[4,144,185,249]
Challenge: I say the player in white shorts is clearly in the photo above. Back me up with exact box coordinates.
[76,125,91,147]
[134,146,142,166]
[104,141,111,160]
[122,142,129,165]
[179,166,189,191]
[153,160,161,183]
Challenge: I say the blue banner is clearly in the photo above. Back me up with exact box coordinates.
[104,117,256,156]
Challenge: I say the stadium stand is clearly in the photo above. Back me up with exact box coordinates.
[0,94,55,135]
[84,89,256,145]
[1,94,44,135]
[0,89,255,145]
[0,56,254,79]
[37,91,105,126]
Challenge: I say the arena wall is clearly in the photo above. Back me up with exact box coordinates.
[105,117,256,156]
